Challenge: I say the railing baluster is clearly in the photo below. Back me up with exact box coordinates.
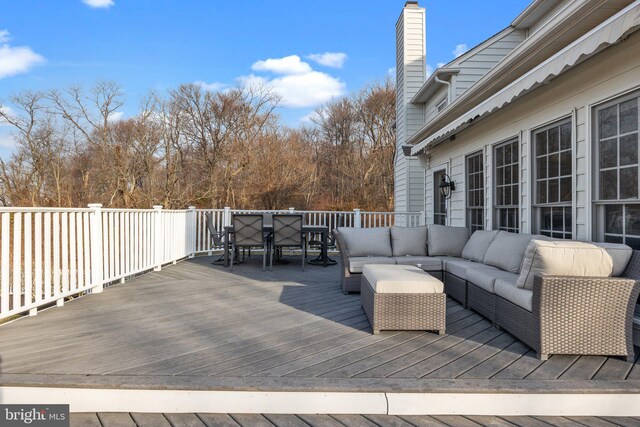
[12,213,21,311]
[1,213,9,314]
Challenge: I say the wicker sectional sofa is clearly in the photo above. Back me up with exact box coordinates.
[335,225,640,361]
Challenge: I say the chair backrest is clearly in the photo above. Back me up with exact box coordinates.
[205,212,223,246]
[272,214,303,247]
[330,214,346,244]
[232,214,264,246]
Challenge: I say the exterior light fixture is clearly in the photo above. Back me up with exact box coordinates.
[439,174,456,199]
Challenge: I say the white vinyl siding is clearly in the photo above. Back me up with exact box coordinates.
[418,29,640,236]
[394,5,426,217]
[453,30,527,98]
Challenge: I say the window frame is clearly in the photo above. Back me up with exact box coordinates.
[531,117,573,239]
[436,97,448,113]
[465,150,484,232]
[493,137,520,233]
[593,89,640,248]
[433,168,447,225]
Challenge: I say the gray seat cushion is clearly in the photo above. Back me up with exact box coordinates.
[427,224,470,257]
[390,226,427,256]
[461,230,499,262]
[337,227,392,257]
[495,277,533,312]
[483,231,549,273]
[467,265,519,293]
[348,257,396,273]
[393,256,442,271]
[444,259,483,280]
[592,242,633,276]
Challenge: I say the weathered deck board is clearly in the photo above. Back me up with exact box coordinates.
[0,256,638,393]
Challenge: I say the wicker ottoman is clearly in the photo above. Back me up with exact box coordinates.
[361,264,446,335]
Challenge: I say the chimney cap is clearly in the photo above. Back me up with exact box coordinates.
[405,1,419,7]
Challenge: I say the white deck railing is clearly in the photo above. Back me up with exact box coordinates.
[193,207,425,254]
[0,205,424,320]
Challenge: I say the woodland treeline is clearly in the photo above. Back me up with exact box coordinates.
[0,79,396,211]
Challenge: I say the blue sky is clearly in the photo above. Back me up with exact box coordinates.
[0,0,531,159]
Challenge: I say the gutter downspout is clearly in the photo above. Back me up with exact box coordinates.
[434,74,452,103]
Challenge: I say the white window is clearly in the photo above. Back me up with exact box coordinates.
[466,151,484,232]
[533,119,572,239]
[436,97,448,113]
[594,91,640,248]
[494,139,519,233]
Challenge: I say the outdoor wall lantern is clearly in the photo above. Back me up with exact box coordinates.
[439,174,456,199]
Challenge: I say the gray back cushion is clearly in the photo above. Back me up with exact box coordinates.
[461,230,499,262]
[427,224,470,257]
[390,226,427,256]
[337,227,392,257]
[592,242,633,276]
[483,231,549,273]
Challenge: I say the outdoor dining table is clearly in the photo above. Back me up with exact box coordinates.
[223,224,331,267]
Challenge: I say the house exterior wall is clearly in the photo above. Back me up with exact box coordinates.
[452,30,527,98]
[395,3,426,219]
[421,29,640,240]
[424,85,449,124]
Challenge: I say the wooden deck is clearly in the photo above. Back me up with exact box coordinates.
[70,412,640,427]
[1,255,639,412]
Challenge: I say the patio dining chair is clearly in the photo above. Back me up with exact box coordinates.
[231,214,268,271]
[205,212,232,264]
[271,214,306,271]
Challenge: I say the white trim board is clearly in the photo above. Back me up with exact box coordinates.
[2,387,640,416]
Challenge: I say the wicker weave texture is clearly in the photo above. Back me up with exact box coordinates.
[335,231,361,293]
[467,282,497,324]
[444,272,467,307]
[361,276,446,334]
[534,275,640,360]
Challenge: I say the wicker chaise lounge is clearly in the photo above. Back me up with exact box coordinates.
[335,224,640,361]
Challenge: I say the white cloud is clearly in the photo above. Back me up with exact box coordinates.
[0,30,9,44]
[244,54,346,108]
[453,43,469,58]
[107,111,124,122]
[387,67,396,79]
[195,81,226,92]
[436,62,445,69]
[239,70,346,108]
[426,64,434,78]
[252,55,312,75]
[82,0,115,8]
[0,41,45,79]
[0,106,14,125]
[0,132,16,149]
[306,52,347,69]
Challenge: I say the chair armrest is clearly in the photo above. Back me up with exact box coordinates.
[533,275,640,358]
[334,231,351,273]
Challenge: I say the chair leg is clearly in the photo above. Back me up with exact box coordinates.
[262,243,266,271]
[230,243,235,271]
[301,243,305,271]
[270,244,274,271]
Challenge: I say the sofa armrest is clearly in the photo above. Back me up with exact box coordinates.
[533,275,640,360]
[334,231,351,275]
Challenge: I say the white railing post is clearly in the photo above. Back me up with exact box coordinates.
[420,210,426,226]
[88,203,104,294]
[188,206,196,258]
[354,209,362,228]
[223,206,232,227]
[153,205,164,271]
[153,205,163,271]
[289,207,295,213]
